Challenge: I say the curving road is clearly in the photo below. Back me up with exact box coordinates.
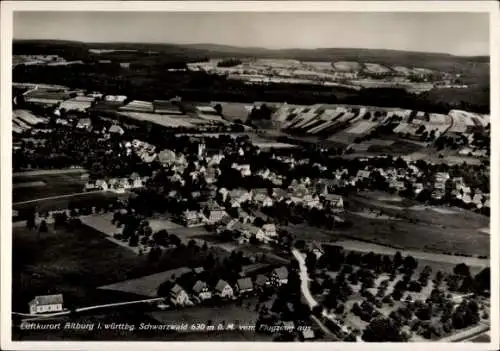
[292,249,361,341]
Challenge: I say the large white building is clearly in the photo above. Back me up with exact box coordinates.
[29,294,64,314]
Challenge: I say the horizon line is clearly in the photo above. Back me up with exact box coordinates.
[12,39,490,58]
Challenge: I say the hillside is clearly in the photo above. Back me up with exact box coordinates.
[13,40,489,72]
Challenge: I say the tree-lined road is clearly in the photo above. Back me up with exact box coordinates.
[292,248,361,341]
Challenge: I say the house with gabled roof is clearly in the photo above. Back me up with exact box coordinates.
[311,241,324,259]
[214,279,233,298]
[236,209,255,224]
[29,294,64,314]
[217,216,239,233]
[270,267,289,286]
[235,277,254,294]
[170,284,190,306]
[262,223,277,238]
[356,170,371,179]
[192,280,212,301]
[254,274,270,289]
[324,194,344,212]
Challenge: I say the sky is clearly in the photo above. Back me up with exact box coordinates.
[14,12,490,56]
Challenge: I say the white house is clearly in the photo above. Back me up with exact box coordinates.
[169,284,191,306]
[95,179,108,191]
[324,194,344,212]
[192,281,212,301]
[29,294,64,314]
[262,224,277,238]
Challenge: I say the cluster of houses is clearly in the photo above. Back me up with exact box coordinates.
[216,216,278,244]
[450,176,490,208]
[165,266,289,307]
[84,172,147,193]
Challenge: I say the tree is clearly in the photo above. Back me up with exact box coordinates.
[26,210,36,230]
[214,104,223,115]
[148,246,162,262]
[362,317,407,342]
[39,220,48,233]
[294,240,306,250]
[454,263,471,277]
[157,280,174,297]
[474,267,490,293]
[129,234,139,247]
[403,255,418,272]
[393,251,403,268]
[311,305,323,317]
[305,251,317,273]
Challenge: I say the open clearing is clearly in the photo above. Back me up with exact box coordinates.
[13,191,123,216]
[80,214,142,254]
[99,268,193,297]
[431,207,458,215]
[12,224,163,312]
[13,171,88,203]
[12,181,47,189]
[345,191,489,257]
[333,240,489,268]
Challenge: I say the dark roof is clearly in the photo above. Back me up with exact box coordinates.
[325,194,343,202]
[273,267,289,280]
[192,280,208,294]
[236,277,253,291]
[193,267,205,274]
[215,279,230,292]
[255,274,269,286]
[170,284,185,295]
[311,241,324,252]
[30,294,63,306]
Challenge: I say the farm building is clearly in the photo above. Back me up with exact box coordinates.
[180,210,204,227]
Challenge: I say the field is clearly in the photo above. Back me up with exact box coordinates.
[332,240,488,273]
[12,181,47,189]
[367,140,425,155]
[12,224,161,312]
[333,61,362,71]
[117,111,196,128]
[99,267,194,297]
[343,192,490,257]
[363,63,391,74]
[13,191,123,216]
[13,171,88,204]
[344,120,378,135]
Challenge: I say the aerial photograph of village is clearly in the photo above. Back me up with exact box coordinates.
[8,9,492,343]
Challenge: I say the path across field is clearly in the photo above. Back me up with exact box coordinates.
[13,191,103,206]
[13,168,87,177]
